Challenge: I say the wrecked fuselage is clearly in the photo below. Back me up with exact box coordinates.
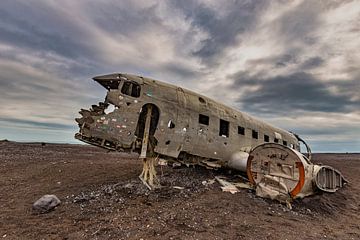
[75,73,347,199]
[76,73,299,168]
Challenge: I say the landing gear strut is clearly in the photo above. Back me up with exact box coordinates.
[139,157,160,190]
[138,105,160,190]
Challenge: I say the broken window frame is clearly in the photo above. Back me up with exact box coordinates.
[98,80,121,90]
[252,130,258,139]
[121,81,131,95]
[264,134,269,142]
[219,119,229,138]
[167,120,175,129]
[131,83,141,97]
[121,81,141,98]
[198,97,206,104]
[238,126,245,135]
[199,114,210,125]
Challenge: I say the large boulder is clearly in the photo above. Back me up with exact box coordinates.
[32,194,61,213]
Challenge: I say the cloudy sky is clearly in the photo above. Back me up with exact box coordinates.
[0,0,359,152]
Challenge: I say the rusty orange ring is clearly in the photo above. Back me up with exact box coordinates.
[290,161,305,197]
[246,155,255,185]
[247,155,305,198]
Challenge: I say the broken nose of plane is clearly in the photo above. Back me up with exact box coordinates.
[92,74,123,91]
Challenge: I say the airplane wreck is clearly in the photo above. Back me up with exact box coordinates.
[75,73,347,202]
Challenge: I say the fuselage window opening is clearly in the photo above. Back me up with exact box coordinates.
[252,130,258,139]
[101,80,121,90]
[121,81,131,95]
[238,126,245,135]
[274,138,279,143]
[168,120,175,129]
[264,134,269,142]
[219,119,229,138]
[121,81,141,98]
[283,140,287,146]
[199,97,206,104]
[199,114,210,125]
[131,83,141,97]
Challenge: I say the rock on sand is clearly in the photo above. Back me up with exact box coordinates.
[32,195,61,213]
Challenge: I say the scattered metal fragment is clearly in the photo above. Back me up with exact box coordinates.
[233,182,252,190]
[201,179,216,186]
[158,159,168,166]
[215,177,239,194]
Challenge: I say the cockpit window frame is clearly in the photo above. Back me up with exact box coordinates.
[97,79,122,90]
[120,80,141,98]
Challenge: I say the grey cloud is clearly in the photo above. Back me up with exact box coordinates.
[0,117,74,130]
[289,125,358,137]
[231,72,359,114]
[273,1,322,46]
[247,55,324,70]
[0,1,202,81]
[300,56,324,69]
[0,72,54,94]
[85,1,162,35]
[162,62,201,79]
[0,8,90,60]
[171,0,268,65]
[275,54,298,68]
[246,53,299,69]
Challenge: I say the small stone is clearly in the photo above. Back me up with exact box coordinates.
[32,194,61,213]
[124,183,133,188]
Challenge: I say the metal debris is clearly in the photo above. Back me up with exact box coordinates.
[215,177,239,194]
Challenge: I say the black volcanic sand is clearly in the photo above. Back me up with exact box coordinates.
[0,141,359,240]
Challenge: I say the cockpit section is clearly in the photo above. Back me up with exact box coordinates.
[93,74,142,102]
[75,74,145,151]
[93,74,143,108]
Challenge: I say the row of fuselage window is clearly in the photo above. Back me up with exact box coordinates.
[199,114,289,147]
[112,81,291,147]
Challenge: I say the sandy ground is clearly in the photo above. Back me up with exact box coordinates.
[0,141,359,240]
